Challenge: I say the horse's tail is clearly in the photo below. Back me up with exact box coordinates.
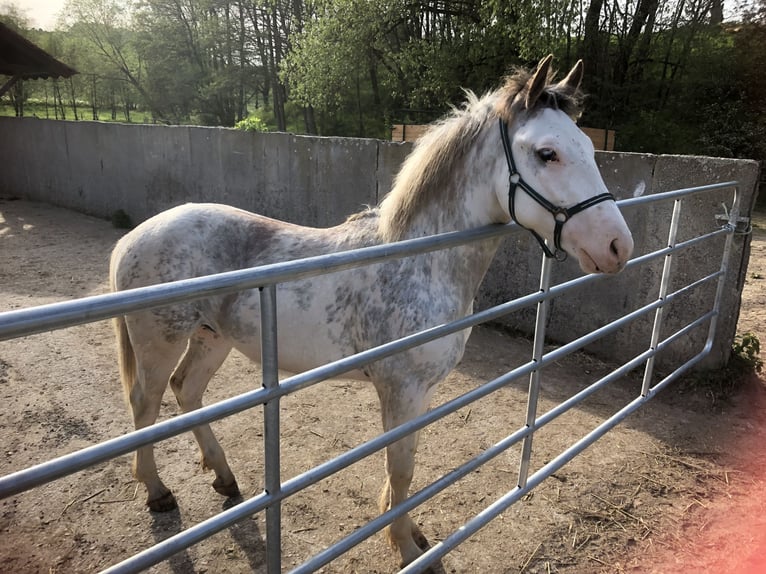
[113,314,137,404]
[110,249,137,404]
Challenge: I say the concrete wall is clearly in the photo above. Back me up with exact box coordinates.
[1,117,395,227]
[0,117,760,370]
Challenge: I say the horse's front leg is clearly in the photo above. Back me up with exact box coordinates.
[376,381,436,567]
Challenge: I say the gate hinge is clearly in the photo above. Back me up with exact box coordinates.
[716,204,752,235]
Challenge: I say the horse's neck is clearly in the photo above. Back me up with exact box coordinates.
[443,236,505,311]
[379,142,506,302]
[401,189,506,308]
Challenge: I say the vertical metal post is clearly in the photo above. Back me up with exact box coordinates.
[641,199,683,396]
[260,285,281,573]
[517,248,554,489]
[704,188,742,350]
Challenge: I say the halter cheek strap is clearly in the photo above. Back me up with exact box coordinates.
[498,118,615,260]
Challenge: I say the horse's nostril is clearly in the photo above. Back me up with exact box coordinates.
[610,238,619,257]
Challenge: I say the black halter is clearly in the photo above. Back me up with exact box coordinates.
[498,118,615,260]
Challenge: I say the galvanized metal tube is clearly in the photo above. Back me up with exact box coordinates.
[0,180,743,574]
[290,419,537,574]
[101,491,274,573]
[295,296,725,574]
[98,355,540,574]
[518,248,553,488]
[95,281,729,573]
[0,233,727,500]
[702,187,742,357]
[0,182,736,344]
[0,223,518,342]
[399,340,723,574]
[0,285,547,499]
[641,198,684,395]
[617,181,737,210]
[260,285,282,574]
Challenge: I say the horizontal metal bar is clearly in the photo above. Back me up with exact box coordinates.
[103,181,742,573]
[401,343,719,574]
[0,231,728,500]
[0,256,606,497]
[0,383,270,498]
[305,300,719,574]
[618,181,738,210]
[101,351,546,574]
[315,277,723,573]
[98,281,725,573]
[290,421,537,574]
[0,223,517,341]
[274,275,726,573]
[2,181,741,574]
[0,181,737,343]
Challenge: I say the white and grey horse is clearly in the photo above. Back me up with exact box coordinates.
[110,55,633,566]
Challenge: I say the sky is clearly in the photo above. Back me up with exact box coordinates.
[6,0,752,31]
[8,0,66,29]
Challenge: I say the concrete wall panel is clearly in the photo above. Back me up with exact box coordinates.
[0,117,759,369]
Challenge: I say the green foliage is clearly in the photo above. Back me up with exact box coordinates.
[110,209,133,229]
[2,0,764,163]
[234,116,269,132]
[675,331,762,405]
[732,332,763,373]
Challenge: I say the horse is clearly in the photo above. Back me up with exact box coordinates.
[109,55,634,567]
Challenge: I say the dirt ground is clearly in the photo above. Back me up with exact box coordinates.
[1,198,766,574]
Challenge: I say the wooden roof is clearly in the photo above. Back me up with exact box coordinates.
[0,21,77,80]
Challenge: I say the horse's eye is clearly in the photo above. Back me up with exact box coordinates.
[537,148,557,163]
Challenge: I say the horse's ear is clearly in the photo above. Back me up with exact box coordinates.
[556,59,584,93]
[525,54,553,110]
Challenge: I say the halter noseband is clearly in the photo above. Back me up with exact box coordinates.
[499,118,615,260]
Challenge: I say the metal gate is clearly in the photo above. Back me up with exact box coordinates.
[0,181,745,573]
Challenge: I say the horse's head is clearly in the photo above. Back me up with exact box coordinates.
[495,55,633,274]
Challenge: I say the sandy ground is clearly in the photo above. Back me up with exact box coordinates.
[1,198,765,573]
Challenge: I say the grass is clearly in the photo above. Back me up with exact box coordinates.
[0,102,153,123]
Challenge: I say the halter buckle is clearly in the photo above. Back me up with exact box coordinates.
[552,208,569,223]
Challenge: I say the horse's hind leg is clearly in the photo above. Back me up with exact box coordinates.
[129,338,188,512]
[376,382,436,567]
[169,327,239,498]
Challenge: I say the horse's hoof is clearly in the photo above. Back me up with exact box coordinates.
[412,525,430,551]
[147,491,177,512]
[213,477,240,498]
[403,528,445,574]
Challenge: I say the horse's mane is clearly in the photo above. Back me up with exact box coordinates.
[378,66,584,242]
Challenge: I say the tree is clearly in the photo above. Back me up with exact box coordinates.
[3,0,762,174]
[284,0,529,137]
[60,0,165,119]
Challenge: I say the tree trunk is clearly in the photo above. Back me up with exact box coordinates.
[69,78,79,121]
[613,0,660,87]
[303,104,317,134]
[710,0,724,25]
[91,74,98,120]
[54,82,65,120]
[581,0,605,80]
[268,4,286,131]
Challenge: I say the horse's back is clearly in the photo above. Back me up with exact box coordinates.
[110,203,294,291]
